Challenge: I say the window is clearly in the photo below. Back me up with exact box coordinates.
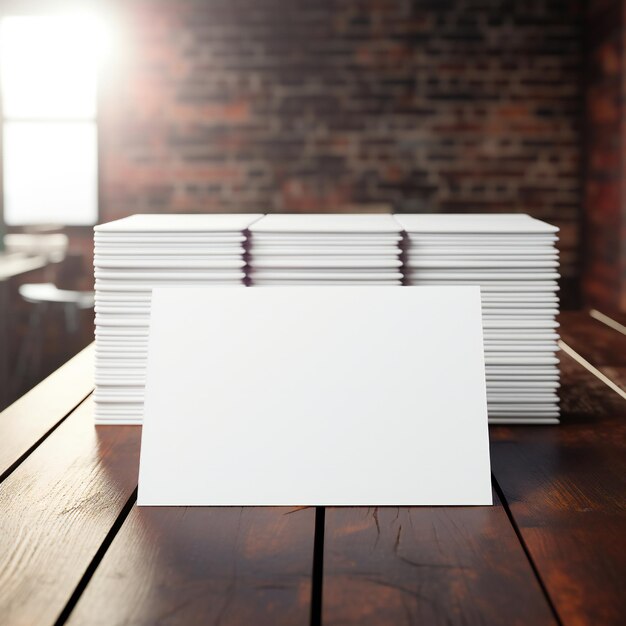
[1,15,102,225]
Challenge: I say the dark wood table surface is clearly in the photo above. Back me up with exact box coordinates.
[0,311,624,626]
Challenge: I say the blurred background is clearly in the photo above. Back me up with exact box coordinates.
[0,0,620,409]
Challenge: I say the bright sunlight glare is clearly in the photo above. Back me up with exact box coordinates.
[0,13,114,119]
[0,12,114,225]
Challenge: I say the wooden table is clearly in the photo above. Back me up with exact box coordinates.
[0,311,624,626]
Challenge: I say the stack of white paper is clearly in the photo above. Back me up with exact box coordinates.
[248,214,403,285]
[395,213,560,424]
[93,214,262,423]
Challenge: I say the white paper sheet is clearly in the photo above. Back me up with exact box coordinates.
[394,213,559,234]
[249,213,402,233]
[94,213,263,233]
[138,286,492,506]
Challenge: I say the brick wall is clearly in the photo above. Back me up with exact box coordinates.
[97,0,583,297]
[584,0,626,311]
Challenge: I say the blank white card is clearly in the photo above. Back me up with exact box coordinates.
[138,286,492,506]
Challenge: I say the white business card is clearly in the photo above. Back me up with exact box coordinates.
[138,286,492,506]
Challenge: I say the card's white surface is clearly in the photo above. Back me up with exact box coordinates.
[407,260,559,269]
[95,281,243,291]
[252,281,404,286]
[95,270,245,279]
[251,247,399,255]
[94,213,263,233]
[405,237,558,245]
[395,213,559,234]
[249,271,403,280]
[409,272,560,280]
[95,237,247,245]
[250,258,403,268]
[250,213,402,233]
[95,259,246,269]
[250,235,401,244]
[406,247,558,255]
[138,286,492,506]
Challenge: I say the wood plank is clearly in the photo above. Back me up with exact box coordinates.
[0,397,140,626]
[322,497,556,625]
[0,343,94,480]
[490,348,626,626]
[67,506,315,625]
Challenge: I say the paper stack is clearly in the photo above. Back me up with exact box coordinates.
[395,214,560,424]
[248,214,403,285]
[93,214,262,423]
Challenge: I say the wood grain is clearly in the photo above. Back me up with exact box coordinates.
[0,342,94,480]
[490,346,626,626]
[322,497,556,626]
[0,311,623,626]
[0,396,140,626]
[67,506,315,626]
